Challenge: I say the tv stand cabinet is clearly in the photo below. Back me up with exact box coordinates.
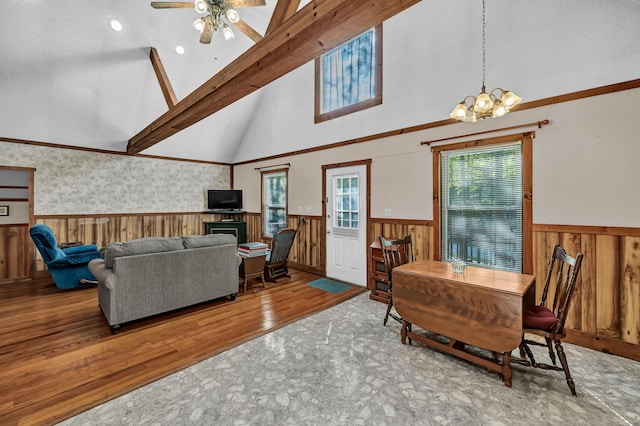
[204,221,247,244]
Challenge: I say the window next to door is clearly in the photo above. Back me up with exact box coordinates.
[262,169,287,237]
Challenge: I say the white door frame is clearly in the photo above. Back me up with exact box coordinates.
[322,160,371,286]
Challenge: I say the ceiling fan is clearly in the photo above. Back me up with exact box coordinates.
[150,0,266,44]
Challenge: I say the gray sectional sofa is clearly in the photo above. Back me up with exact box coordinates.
[88,234,241,334]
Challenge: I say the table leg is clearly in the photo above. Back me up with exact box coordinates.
[502,352,512,387]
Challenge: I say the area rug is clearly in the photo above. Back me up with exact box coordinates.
[307,278,352,294]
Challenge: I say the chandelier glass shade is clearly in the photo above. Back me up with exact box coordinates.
[450,87,522,122]
[450,0,521,122]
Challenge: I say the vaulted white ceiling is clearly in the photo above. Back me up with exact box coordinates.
[0,0,308,162]
[2,1,640,164]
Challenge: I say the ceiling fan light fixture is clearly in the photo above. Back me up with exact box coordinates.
[151,0,266,45]
[222,23,235,40]
[194,0,208,14]
[193,17,205,32]
[226,9,240,23]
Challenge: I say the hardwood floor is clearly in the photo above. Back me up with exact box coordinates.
[0,270,367,425]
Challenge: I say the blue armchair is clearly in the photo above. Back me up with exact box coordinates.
[29,224,103,290]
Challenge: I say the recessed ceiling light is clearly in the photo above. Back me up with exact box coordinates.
[108,18,123,32]
[174,44,185,55]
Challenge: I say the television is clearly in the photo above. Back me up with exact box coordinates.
[207,189,243,211]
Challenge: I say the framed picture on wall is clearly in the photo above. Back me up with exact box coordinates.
[0,206,9,216]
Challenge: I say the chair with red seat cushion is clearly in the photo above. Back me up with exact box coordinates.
[518,244,584,396]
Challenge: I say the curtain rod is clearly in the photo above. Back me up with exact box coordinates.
[420,119,549,146]
[254,162,291,171]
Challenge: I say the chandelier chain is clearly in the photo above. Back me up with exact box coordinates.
[482,0,486,89]
[449,0,521,122]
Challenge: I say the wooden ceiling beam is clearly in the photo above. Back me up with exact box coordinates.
[266,0,301,36]
[149,47,178,108]
[128,0,421,154]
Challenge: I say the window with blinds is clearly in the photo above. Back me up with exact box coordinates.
[440,142,523,272]
[262,170,287,237]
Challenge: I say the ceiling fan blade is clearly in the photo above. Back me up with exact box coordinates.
[200,16,214,44]
[150,2,195,9]
[232,19,263,43]
[228,0,267,9]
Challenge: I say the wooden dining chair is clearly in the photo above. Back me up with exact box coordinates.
[518,244,584,396]
[379,235,414,326]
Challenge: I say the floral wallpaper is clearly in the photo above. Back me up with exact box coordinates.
[0,142,230,215]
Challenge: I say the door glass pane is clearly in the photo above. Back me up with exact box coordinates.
[333,174,359,230]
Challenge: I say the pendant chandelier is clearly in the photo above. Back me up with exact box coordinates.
[450,0,522,122]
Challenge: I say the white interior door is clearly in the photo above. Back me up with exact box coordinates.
[325,165,367,286]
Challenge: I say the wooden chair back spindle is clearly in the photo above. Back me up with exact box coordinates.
[518,243,584,396]
[379,235,414,326]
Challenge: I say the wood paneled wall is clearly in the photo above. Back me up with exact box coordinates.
[23,213,640,359]
[0,224,29,281]
[245,213,324,274]
[533,227,640,350]
[369,220,435,262]
[244,213,263,245]
[287,215,323,272]
[366,220,639,360]
[33,213,224,272]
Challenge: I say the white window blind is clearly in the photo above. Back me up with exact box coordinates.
[440,142,523,272]
[263,171,287,237]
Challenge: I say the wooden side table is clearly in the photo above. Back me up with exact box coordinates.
[239,254,266,293]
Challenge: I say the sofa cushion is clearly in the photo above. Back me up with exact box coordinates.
[103,237,184,268]
[182,233,237,249]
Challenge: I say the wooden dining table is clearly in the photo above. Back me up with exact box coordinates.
[392,259,536,387]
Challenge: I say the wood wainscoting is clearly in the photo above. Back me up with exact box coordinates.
[532,224,640,360]
[0,224,30,282]
[366,219,639,361]
[287,215,323,274]
[370,218,435,262]
[33,213,228,273]
[244,213,324,275]
[23,214,640,361]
